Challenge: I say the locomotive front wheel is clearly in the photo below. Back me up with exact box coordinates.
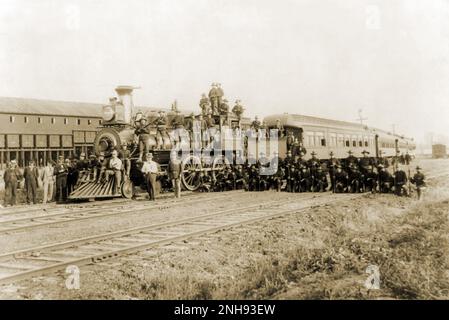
[181,155,203,191]
[121,180,134,199]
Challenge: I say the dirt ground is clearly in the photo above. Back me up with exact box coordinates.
[0,158,448,299]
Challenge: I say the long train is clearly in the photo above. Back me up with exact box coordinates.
[69,86,416,200]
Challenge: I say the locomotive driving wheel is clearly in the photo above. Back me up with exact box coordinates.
[181,155,203,191]
[121,179,134,199]
[212,155,231,181]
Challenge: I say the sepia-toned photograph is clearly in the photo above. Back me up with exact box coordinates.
[0,0,448,307]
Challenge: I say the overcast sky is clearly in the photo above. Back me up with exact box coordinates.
[1,0,448,144]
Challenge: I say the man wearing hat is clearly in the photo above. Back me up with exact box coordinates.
[346,150,357,166]
[411,166,426,200]
[378,164,393,193]
[199,93,211,116]
[251,116,261,131]
[141,152,159,200]
[334,165,349,193]
[359,150,372,169]
[3,160,23,206]
[24,160,39,205]
[104,149,123,195]
[134,117,151,161]
[154,111,168,150]
[327,151,340,192]
[232,100,244,121]
[119,142,131,179]
[364,165,378,193]
[55,156,68,203]
[216,83,224,108]
[393,165,408,196]
[208,83,219,115]
[312,166,328,192]
[168,150,182,198]
[76,152,89,183]
[41,160,55,204]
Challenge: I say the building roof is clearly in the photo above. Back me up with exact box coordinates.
[0,96,180,118]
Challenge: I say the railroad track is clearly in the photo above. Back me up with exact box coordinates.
[0,192,363,285]
[0,191,245,234]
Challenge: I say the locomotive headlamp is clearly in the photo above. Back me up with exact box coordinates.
[102,105,115,121]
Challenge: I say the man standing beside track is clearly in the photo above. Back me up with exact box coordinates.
[141,152,159,201]
[168,150,182,199]
[55,156,68,203]
[3,160,22,207]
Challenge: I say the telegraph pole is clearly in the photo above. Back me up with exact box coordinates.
[356,109,368,125]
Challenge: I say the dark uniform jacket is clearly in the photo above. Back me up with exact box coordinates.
[24,166,39,186]
[411,173,425,187]
[4,167,22,184]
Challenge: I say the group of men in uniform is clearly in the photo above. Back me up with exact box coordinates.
[195,149,426,199]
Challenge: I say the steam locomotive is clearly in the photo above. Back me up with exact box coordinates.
[68,85,416,200]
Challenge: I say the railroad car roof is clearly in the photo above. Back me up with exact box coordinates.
[264,113,414,142]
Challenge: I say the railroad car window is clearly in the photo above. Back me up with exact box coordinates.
[64,118,68,125]
[365,141,368,147]
[9,116,14,123]
[38,117,42,124]
[99,120,102,125]
[24,116,29,123]
[88,119,92,125]
[321,138,326,146]
[345,140,350,147]
[51,117,56,124]
[359,140,362,147]
[77,119,81,125]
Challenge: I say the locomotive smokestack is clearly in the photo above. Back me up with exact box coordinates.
[115,85,138,124]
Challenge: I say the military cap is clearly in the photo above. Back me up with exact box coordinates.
[80,152,86,157]
[10,159,17,164]
[311,151,317,156]
[58,155,64,159]
[416,166,422,170]
[89,154,96,159]
[347,150,353,155]
[361,150,370,154]
[329,151,334,156]
[378,164,384,168]
[147,152,153,157]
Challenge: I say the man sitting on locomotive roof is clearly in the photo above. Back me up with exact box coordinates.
[134,117,151,162]
[232,100,244,121]
[199,93,211,116]
[154,111,168,150]
[216,83,224,106]
[250,116,261,131]
[274,119,285,138]
[378,164,393,193]
[103,149,123,195]
[334,165,349,193]
[208,83,219,115]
